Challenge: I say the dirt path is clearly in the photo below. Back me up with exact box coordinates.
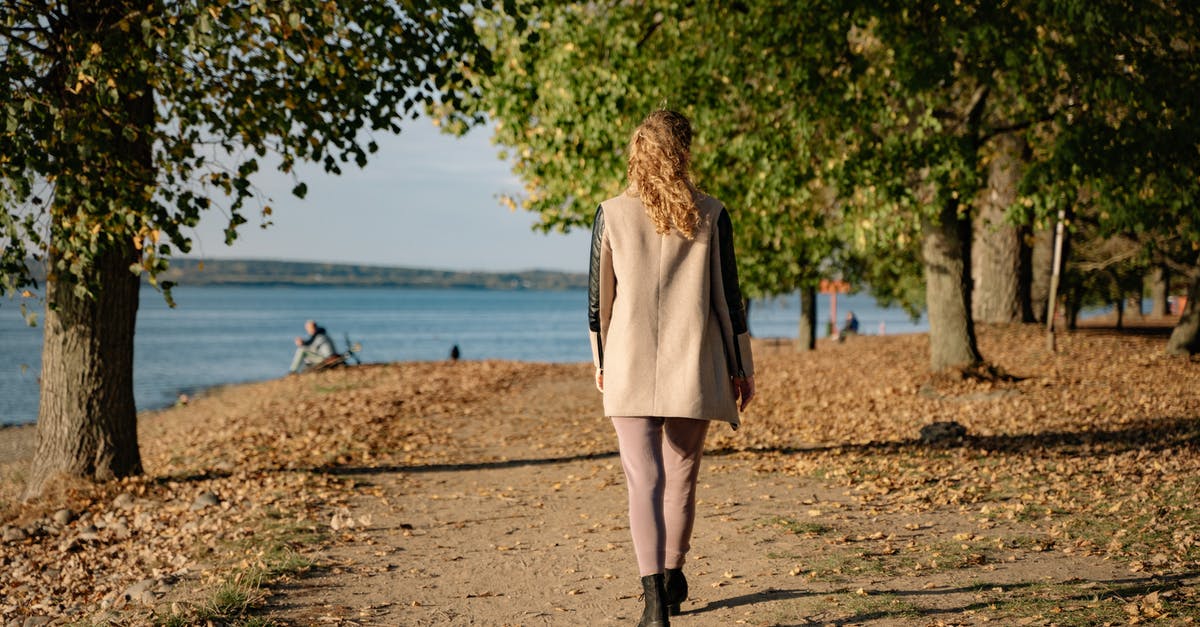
[4,328,1196,625]
[266,371,1154,626]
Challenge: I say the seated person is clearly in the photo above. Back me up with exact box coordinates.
[839,311,860,339]
[289,320,336,373]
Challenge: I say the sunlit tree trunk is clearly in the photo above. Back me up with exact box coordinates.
[1150,265,1170,317]
[923,202,982,371]
[972,133,1025,324]
[1029,223,1054,323]
[25,1,150,497]
[26,245,143,496]
[1167,263,1200,355]
[797,285,816,351]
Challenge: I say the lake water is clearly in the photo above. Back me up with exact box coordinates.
[0,286,926,425]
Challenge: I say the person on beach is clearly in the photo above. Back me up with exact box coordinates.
[289,320,336,373]
[838,311,860,341]
[588,110,755,626]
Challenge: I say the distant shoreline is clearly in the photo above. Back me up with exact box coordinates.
[20,257,588,291]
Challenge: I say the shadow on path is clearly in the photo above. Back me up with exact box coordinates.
[708,414,1200,459]
[152,415,1198,486]
[685,571,1200,625]
[315,450,620,476]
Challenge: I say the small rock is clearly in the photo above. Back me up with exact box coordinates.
[919,421,968,445]
[191,492,220,511]
[22,617,52,627]
[112,493,135,510]
[2,526,28,542]
[77,524,100,542]
[108,522,130,540]
[52,509,74,526]
[123,578,157,606]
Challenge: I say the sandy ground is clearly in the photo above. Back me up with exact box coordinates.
[3,324,1197,626]
[261,367,1150,627]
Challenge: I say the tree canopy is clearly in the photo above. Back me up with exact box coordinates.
[445,0,1200,362]
[1,0,492,494]
[2,0,490,300]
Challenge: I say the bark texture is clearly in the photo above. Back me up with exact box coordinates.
[1029,225,1054,323]
[1150,265,1170,317]
[797,285,816,351]
[25,1,152,497]
[971,134,1025,324]
[922,203,982,371]
[1166,267,1200,355]
[26,245,144,495]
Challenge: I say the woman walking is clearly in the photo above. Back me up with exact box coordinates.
[588,110,756,626]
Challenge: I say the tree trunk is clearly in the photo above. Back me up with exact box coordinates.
[971,133,1024,324]
[25,1,152,497]
[1167,266,1200,355]
[25,244,143,496]
[1029,222,1054,323]
[797,285,816,351]
[922,202,982,371]
[1150,265,1170,317]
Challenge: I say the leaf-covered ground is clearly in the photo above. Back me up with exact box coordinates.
[1,323,1197,625]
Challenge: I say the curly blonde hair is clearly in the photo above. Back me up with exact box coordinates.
[626,110,701,239]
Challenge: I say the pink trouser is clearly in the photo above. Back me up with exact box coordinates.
[611,416,710,576]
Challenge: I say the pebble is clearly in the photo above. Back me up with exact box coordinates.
[108,521,130,540]
[21,618,51,627]
[2,526,28,542]
[191,491,220,510]
[52,509,73,526]
[112,492,135,510]
[123,578,157,606]
[76,524,100,542]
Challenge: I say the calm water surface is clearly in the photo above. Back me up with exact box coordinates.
[0,286,926,425]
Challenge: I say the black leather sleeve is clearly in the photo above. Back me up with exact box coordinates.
[717,209,749,336]
[588,205,605,334]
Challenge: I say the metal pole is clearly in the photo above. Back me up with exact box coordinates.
[1046,208,1067,352]
[830,291,838,340]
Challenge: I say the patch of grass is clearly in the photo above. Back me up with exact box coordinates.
[755,515,832,536]
[971,580,1136,626]
[801,537,996,582]
[840,591,923,619]
[207,578,261,616]
[793,551,891,582]
[1067,476,1200,563]
[312,381,364,394]
[164,510,323,625]
[774,589,924,622]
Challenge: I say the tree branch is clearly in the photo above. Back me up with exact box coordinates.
[979,113,1055,143]
[635,11,664,49]
[4,33,50,56]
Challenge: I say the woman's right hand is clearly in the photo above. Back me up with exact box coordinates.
[595,368,604,392]
[733,375,755,411]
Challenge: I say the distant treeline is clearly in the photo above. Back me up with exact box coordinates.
[155,259,587,290]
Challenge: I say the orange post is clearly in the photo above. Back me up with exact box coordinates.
[819,279,851,339]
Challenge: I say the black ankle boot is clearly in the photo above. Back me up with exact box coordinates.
[638,573,669,627]
[664,568,687,615]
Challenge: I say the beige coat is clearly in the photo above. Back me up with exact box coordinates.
[588,192,754,427]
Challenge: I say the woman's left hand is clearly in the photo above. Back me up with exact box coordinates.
[733,375,755,411]
[595,368,604,392]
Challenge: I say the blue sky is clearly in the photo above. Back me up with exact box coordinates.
[187,120,591,273]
